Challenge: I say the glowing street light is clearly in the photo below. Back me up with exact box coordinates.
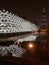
[27,42,36,58]
[28,43,34,49]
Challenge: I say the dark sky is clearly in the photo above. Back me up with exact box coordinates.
[0,0,49,23]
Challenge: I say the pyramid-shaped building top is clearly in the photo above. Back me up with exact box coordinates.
[0,9,38,33]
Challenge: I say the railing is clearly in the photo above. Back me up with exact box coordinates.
[0,29,48,41]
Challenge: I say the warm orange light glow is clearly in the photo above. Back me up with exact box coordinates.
[40,29,47,35]
[28,43,34,48]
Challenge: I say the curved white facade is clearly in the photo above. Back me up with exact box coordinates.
[0,9,38,33]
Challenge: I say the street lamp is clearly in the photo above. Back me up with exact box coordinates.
[27,42,35,58]
[28,43,34,49]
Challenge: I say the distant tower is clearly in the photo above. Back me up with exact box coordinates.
[40,8,47,28]
[37,8,49,53]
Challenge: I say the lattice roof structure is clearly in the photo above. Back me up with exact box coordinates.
[0,9,38,33]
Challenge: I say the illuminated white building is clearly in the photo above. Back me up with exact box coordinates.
[0,9,38,33]
[0,9,39,57]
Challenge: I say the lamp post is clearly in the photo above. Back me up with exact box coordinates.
[28,42,35,58]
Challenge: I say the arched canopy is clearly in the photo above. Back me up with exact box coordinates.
[0,9,38,33]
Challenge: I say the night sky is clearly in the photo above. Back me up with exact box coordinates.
[0,0,49,23]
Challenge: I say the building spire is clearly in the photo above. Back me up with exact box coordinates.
[43,8,45,13]
[41,8,47,24]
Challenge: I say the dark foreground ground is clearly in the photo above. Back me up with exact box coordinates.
[0,55,49,65]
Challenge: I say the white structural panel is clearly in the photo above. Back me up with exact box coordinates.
[16,35,37,42]
[0,9,38,33]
